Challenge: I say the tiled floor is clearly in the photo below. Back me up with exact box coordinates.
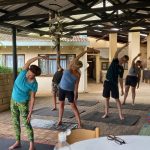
[0,82,150,146]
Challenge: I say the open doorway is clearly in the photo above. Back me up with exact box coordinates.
[87,55,96,83]
[87,47,100,83]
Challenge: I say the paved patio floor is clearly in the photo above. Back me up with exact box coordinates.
[0,82,150,146]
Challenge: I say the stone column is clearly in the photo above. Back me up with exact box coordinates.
[109,33,117,62]
[96,54,100,83]
[128,32,140,68]
[147,34,150,69]
[78,47,88,92]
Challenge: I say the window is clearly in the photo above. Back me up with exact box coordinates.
[102,62,109,70]
[39,54,75,75]
[0,54,25,68]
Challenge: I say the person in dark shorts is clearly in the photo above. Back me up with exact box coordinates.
[51,60,64,111]
[102,43,129,120]
[122,53,142,105]
[58,50,89,128]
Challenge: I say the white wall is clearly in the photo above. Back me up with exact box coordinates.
[88,37,144,79]
[88,37,124,48]
[0,46,87,95]
[0,38,147,95]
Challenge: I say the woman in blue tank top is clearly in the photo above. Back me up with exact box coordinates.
[123,53,142,105]
[58,50,88,128]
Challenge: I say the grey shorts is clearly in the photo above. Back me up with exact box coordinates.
[52,82,59,95]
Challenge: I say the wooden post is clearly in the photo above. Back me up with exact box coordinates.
[12,27,17,81]
[56,36,60,69]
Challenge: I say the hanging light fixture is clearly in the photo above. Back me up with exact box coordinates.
[49,10,63,49]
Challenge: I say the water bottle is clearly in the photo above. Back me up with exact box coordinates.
[54,130,72,150]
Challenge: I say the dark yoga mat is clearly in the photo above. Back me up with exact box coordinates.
[50,122,78,131]
[33,107,85,118]
[76,100,99,106]
[50,122,96,131]
[0,137,54,150]
[110,102,150,111]
[66,100,99,106]
[31,119,96,131]
[81,111,140,126]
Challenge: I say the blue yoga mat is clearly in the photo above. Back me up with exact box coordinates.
[0,137,54,150]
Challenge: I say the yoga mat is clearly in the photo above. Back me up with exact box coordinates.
[50,122,96,131]
[31,119,56,129]
[139,124,150,135]
[110,102,150,111]
[50,122,78,131]
[76,100,99,106]
[81,111,140,126]
[33,107,85,118]
[31,119,96,131]
[0,137,54,150]
[66,100,99,106]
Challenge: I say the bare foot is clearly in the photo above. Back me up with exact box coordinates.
[77,124,82,129]
[120,115,125,120]
[57,121,62,126]
[122,102,125,105]
[51,108,57,111]
[102,114,109,118]
[29,142,35,150]
[9,141,21,150]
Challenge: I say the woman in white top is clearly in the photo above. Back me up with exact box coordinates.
[122,53,142,105]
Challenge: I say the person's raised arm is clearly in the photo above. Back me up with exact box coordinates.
[114,43,129,59]
[131,53,141,67]
[23,56,47,70]
[69,50,88,68]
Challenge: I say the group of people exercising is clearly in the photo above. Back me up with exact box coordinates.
[8,44,142,150]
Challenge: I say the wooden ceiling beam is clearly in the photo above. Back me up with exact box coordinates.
[62,1,150,16]
[0,0,44,6]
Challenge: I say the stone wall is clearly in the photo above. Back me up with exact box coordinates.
[0,73,13,112]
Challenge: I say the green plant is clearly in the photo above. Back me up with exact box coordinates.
[0,66,23,74]
[0,66,12,73]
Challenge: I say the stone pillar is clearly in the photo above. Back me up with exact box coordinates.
[147,34,150,69]
[96,54,100,83]
[78,47,88,92]
[128,32,140,68]
[109,33,117,62]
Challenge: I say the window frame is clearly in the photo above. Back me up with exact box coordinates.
[0,54,25,68]
[38,54,76,76]
[101,62,109,70]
